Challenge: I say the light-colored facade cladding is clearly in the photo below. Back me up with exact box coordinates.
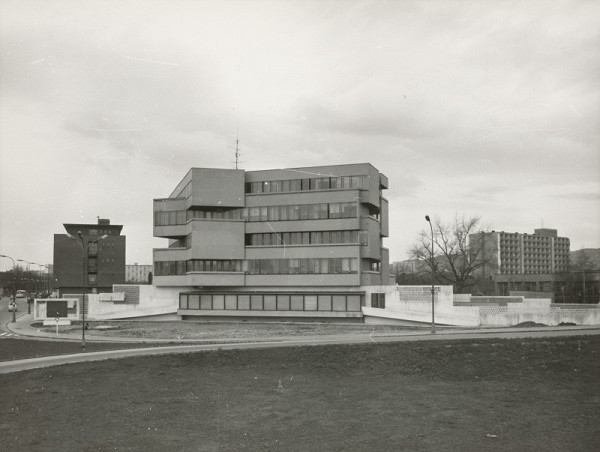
[125,264,153,284]
[470,228,570,294]
[153,164,391,319]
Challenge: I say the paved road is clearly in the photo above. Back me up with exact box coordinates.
[1,326,598,374]
[0,296,28,337]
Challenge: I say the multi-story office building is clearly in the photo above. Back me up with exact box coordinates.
[54,219,126,295]
[153,163,391,320]
[470,228,570,295]
[126,264,153,284]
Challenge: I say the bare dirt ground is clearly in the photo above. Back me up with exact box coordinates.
[33,320,429,341]
[1,335,598,451]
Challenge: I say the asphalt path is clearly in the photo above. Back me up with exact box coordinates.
[1,326,599,374]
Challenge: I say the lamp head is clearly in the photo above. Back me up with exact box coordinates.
[425,215,431,222]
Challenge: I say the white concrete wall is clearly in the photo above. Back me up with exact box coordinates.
[35,285,600,326]
[479,302,600,327]
[88,285,179,320]
[362,286,600,327]
[362,285,480,327]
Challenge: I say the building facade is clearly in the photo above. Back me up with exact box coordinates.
[470,228,570,295]
[126,264,153,284]
[54,219,126,295]
[153,164,392,320]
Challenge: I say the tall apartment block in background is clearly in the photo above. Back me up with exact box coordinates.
[53,218,126,295]
[153,163,392,320]
[470,228,570,295]
[126,263,153,284]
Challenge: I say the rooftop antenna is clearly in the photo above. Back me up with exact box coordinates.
[230,120,242,169]
[234,135,240,170]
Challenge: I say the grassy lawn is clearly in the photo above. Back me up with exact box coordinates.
[1,336,598,451]
[0,338,175,361]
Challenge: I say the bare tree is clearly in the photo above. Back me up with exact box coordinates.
[409,215,491,293]
[562,249,600,303]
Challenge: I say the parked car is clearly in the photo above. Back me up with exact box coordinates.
[8,301,17,312]
[16,290,26,298]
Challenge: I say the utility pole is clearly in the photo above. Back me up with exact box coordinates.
[425,215,436,334]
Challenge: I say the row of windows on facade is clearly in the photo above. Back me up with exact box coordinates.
[246,230,367,247]
[154,202,362,226]
[170,230,368,249]
[85,228,118,236]
[81,257,118,275]
[179,292,364,312]
[500,267,567,274]
[176,175,368,199]
[154,258,381,276]
[501,254,567,261]
[500,237,570,247]
[83,241,117,254]
[245,175,367,194]
[501,240,569,247]
[501,259,568,265]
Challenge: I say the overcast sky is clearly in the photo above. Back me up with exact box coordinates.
[1,0,599,271]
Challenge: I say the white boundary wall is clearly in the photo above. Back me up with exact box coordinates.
[362,285,480,327]
[362,285,600,327]
[34,285,600,326]
[88,285,179,320]
[478,301,600,327]
[34,286,180,321]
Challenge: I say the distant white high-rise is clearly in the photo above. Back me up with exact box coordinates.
[125,263,153,284]
[470,228,570,295]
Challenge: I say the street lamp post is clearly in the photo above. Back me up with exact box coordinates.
[0,254,17,322]
[31,263,43,295]
[31,262,46,314]
[425,215,436,334]
[17,259,34,314]
[41,264,50,296]
[16,258,32,292]
[67,232,108,351]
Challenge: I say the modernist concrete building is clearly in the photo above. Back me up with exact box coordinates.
[153,163,392,320]
[470,228,570,295]
[54,219,126,295]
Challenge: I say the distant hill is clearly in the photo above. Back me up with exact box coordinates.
[570,248,600,270]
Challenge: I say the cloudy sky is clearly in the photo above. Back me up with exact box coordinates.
[1,0,599,271]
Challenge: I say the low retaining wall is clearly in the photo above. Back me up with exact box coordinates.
[89,285,178,320]
[362,285,480,327]
[35,285,600,326]
[362,286,600,327]
[479,304,600,327]
[34,286,179,322]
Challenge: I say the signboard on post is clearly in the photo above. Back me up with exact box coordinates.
[47,300,68,318]
[42,299,72,328]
